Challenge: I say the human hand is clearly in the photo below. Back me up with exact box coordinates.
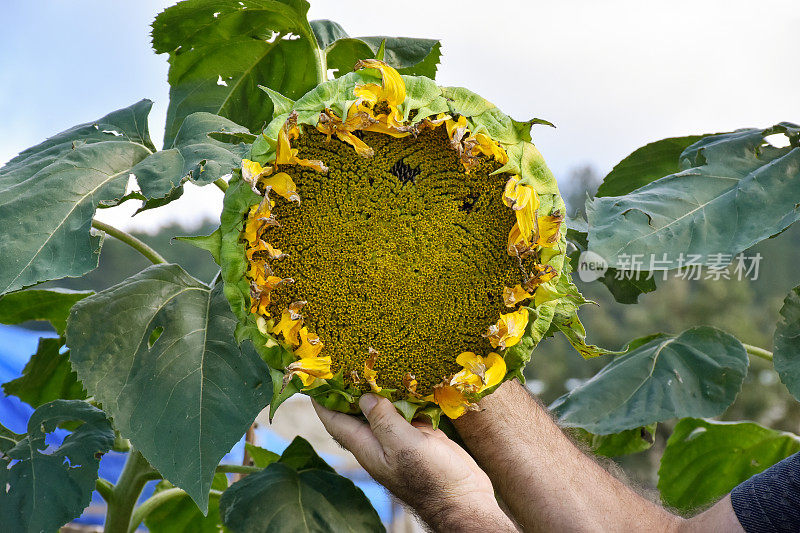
[313,394,518,532]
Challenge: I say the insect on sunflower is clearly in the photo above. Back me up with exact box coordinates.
[220,60,570,424]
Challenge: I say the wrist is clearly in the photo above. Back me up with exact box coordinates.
[419,493,518,532]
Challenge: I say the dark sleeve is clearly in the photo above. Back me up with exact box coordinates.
[730,451,800,533]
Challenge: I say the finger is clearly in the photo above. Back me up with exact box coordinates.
[359,394,422,451]
[311,400,386,469]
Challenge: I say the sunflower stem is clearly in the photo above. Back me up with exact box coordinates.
[743,343,773,362]
[215,464,262,475]
[91,220,167,265]
[104,450,155,533]
[213,178,228,192]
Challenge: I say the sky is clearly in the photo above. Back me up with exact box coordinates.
[1,0,798,233]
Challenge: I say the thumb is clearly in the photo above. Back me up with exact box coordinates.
[359,393,420,451]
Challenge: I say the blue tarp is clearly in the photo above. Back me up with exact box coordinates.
[0,324,390,527]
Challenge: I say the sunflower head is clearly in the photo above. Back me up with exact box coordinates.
[220,61,570,424]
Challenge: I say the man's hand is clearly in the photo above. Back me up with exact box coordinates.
[313,394,518,532]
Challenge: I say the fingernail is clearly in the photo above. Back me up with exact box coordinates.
[359,394,378,415]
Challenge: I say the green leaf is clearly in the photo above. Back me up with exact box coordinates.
[258,85,296,116]
[309,19,349,49]
[0,288,93,335]
[145,473,229,533]
[219,462,384,532]
[0,400,114,532]
[572,424,657,457]
[175,228,223,265]
[66,264,272,512]
[588,123,800,269]
[3,337,86,408]
[327,36,441,79]
[567,228,656,304]
[550,327,749,434]
[130,112,252,211]
[245,443,280,468]
[0,422,23,455]
[0,100,155,295]
[658,418,800,513]
[152,0,322,145]
[774,285,800,401]
[278,436,335,473]
[595,135,709,197]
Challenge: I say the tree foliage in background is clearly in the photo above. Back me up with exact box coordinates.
[0,0,798,530]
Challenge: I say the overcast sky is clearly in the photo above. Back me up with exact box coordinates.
[1,0,797,233]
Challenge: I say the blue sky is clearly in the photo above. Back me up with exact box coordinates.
[2,0,798,232]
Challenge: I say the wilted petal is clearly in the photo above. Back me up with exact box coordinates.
[272,301,306,346]
[484,308,529,350]
[535,211,564,248]
[263,172,300,204]
[428,382,479,419]
[285,356,333,388]
[503,284,532,307]
[354,59,406,107]
[363,347,382,393]
[295,326,324,359]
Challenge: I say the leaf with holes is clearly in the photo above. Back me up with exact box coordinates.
[550,327,748,434]
[220,437,383,533]
[0,100,155,295]
[0,400,114,533]
[774,285,800,401]
[66,264,272,511]
[152,0,322,145]
[3,336,86,409]
[326,35,441,78]
[129,112,252,212]
[658,418,800,513]
[588,123,800,269]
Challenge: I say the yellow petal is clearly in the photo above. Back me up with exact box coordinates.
[451,352,485,390]
[485,308,529,350]
[286,356,333,387]
[295,326,324,359]
[503,177,540,245]
[247,239,287,262]
[445,116,468,141]
[271,301,305,346]
[403,372,420,398]
[431,383,478,419]
[317,110,376,158]
[241,159,271,188]
[452,352,507,393]
[263,172,300,203]
[363,347,382,393]
[275,117,329,173]
[524,264,558,291]
[507,222,533,258]
[243,198,278,245]
[275,125,295,165]
[354,59,406,107]
[503,284,532,307]
[470,133,508,164]
[535,212,564,248]
[481,353,507,390]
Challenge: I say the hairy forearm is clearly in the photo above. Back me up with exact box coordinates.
[416,495,520,533]
[453,380,683,532]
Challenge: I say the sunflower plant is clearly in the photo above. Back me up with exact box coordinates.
[1,0,799,531]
